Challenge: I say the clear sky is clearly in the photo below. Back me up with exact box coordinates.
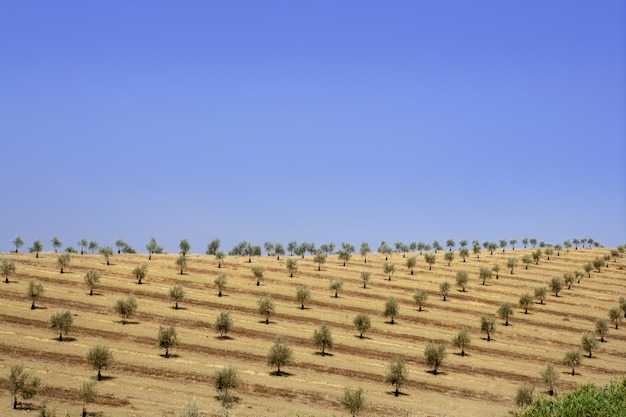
[1,1,624,253]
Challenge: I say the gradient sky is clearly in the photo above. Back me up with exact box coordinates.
[1,1,624,253]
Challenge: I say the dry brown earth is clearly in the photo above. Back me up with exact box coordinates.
[1,246,624,416]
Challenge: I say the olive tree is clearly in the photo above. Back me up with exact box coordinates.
[86,345,113,380]
[413,289,428,312]
[157,325,179,358]
[286,258,298,277]
[459,247,469,262]
[29,239,44,258]
[266,336,293,376]
[507,257,518,274]
[214,311,233,338]
[12,236,24,253]
[378,241,392,260]
[146,237,162,259]
[563,272,575,290]
[360,242,371,263]
[439,280,450,301]
[251,265,265,286]
[353,313,371,338]
[213,365,239,411]
[478,267,492,285]
[360,270,371,288]
[257,295,275,324]
[179,239,191,255]
[424,342,447,375]
[311,323,333,356]
[9,364,40,409]
[583,262,593,277]
[384,358,408,396]
[83,269,101,295]
[313,251,326,271]
[99,246,113,265]
[581,331,599,358]
[424,252,436,270]
[443,251,454,266]
[214,273,227,297]
[295,285,311,309]
[455,271,469,292]
[383,262,395,281]
[515,384,535,408]
[595,318,609,342]
[57,253,71,273]
[88,240,99,253]
[329,280,343,298]
[51,236,62,252]
[50,309,73,341]
[341,387,365,417]
[1,258,16,283]
[275,242,285,260]
[451,327,471,356]
[132,264,148,284]
[496,301,514,326]
[608,306,622,329]
[27,280,44,309]
[337,248,352,266]
[77,381,97,417]
[534,286,547,305]
[563,349,582,376]
[522,255,532,270]
[532,249,542,265]
[480,313,496,341]
[541,362,559,396]
[215,250,226,268]
[549,276,563,297]
[175,254,187,275]
[169,284,186,309]
[405,256,417,274]
[383,297,399,324]
[113,294,138,324]
[519,292,533,314]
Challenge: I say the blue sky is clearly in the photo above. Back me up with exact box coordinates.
[1,1,624,253]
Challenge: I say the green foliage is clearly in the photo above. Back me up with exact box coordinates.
[9,364,41,409]
[360,270,371,288]
[169,284,186,309]
[313,251,327,271]
[608,306,621,329]
[157,325,179,357]
[213,365,239,409]
[439,280,450,301]
[515,384,535,408]
[99,246,113,265]
[257,295,275,324]
[50,309,73,341]
[311,323,333,356]
[383,262,395,280]
[459,247,469,262]
[295,285,311,309]
[353,313,371,338]
[455,271,469,292]
[88,240,99,253]
[51,236,63,252]
[179,238,191,255]
[359,242,371,263]
[507,257,518,274]
[206,239,221,256]
[563,272,575,289]
[77,381,97,416]
[83,269,101,295]
[113,294,138,324]
[406,256,417,273]
[541,362,559,395]
[175,254,188,274]
[27,280,44,309]
[383,297,399,324]
[29,239,44,257]
[519,292,533,314]
[146,237,163,258]
[266,336,293,375]
[480,313,496,341]
[424,252,436,270]
[178,399,199,417]
[443,251,454,266]
[534,286,547,304]
[478,267,492,285]
[563,349,582,376]
[413,289,428,311]
[132,264,148,284]
[581,331,599,358]
[286,258,298,277]
[1,258,16,283]
[341,387,365,417]
[384,357,408,396]
[549,276,563,297]
[215,250,226,267]
[86,345,113,380]
[251,265,265,285]
[512,377,626,417]
[56,253,71,273]
[451,327,471,356]
[424,342,447,374]
[12,236,24,252]
[496,301,514,326]
[214,273,227,296]
[214,310,233,338]
[595,318,609,342]
[329,280,343,298]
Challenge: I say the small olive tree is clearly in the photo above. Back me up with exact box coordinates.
[1,258,16,283]
[169,284,186,309]
[77,381,97,417]
[157,325,179,358]
[9,364,40,409]
[57,253,71,273]
[595,318,609,342]
[286,258,298,277]
[257,295,275,324]
[175,254,187,275]
[329,280,343,298]
[455,271,469,292]
[251,265,265,286]
[266,336,293,376]
[383,297,399,324]
[439,281,450,301]
[424,342,447,375]
[406,256,417,274]
[534,286,547,305]
[27,280,44,309]
[424,253,436,270]
[341,387,365,417]
[496,301,514,326]
[581,331,599,358]
[541,362,559,396]
[295,285,311,310]
[213,365,239,412]
[413,289,428,312]
[360,270,371,289]
[452,327,471,356]
[214,273,227,297]
[353,313,371,338]
[478,267,492,285]
[50,309,73,341]
[383,262,395,281]
[563,349,582,376]
[86,345,113,380]
[83,269,101,296]
[608,306,622,329]
[515,384,535,408]
[519,292,533,314]
[132,264,148,284]
[113,294,138,324]
[480,314,496,341]
[384,357,408,397]
[311,323,333,356]
[99,246,113,265]
[214,311,233,338]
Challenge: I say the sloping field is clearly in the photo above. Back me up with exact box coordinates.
[1,246,624,416]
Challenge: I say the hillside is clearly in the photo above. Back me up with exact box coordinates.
[1,246,624,416]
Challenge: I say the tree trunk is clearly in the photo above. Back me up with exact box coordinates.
[97,369,102,381]
[391,317,394,324]
[82,406,87,417]
[359,333,363,339]
[276,366,281,376]
[487,334,491,342]
[149,253,152,260]
[13,396,17,409]
[418,305,422,312]
[334,291,338,298]
[5,276,8,283]
[433,367,438,375]
[59,332,63,341]
[549,388,554,396]
[90,288,93,296]
[265,317,269,324]
[394,387,399,396]
[343,261,346,266]
[60,267,64,273]
[175,302,178,309]
[290,272,293,277]
[218,290,222,297]
[106,260,110,266]
[301,304,304,310]
[461,349,465,356]
[572,368,575,376]
[31,301,35,310]
[256,281,260,286]
[317,265,320,271]
[165,348,169,358]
